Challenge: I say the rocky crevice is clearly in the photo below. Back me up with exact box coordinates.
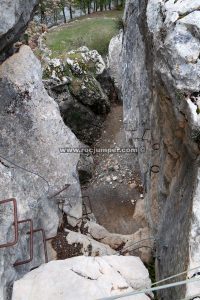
[0,4,153,299]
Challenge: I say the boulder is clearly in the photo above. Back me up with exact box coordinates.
[66,46,106,76]
[43,48,110,145]
[0,45,82,299]
[0,0,38,61]
[86,222,153,263]
[65,229,116,256]
[12,256,152,300]
[44,79,104,145]
[69,75,109,115]
[108,31,123,94]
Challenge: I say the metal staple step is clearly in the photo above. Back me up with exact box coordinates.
[0,198,49,267]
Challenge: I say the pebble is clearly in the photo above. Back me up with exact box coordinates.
[129,182,137,189]
[114,165,119,171]
[131,199,137,204]
[112,176,118,181]
[108,166,115,172]
[106,176,111,183]
[140,194,144,198]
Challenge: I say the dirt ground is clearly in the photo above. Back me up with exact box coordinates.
[82,103,144,234]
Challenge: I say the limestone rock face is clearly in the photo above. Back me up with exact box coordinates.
[0,46,82,300]
[0,0,38,61]
[108,31,123,93]
[121,0,200,298]
[86,221,153,264]
[12,255,152,300]
[65,229,116,256]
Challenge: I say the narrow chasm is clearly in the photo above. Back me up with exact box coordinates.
[43,29,154,269]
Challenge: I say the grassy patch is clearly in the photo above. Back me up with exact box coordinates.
[46,10,123,57]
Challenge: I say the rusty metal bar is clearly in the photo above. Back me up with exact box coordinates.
[13,219,33,267]
[48,184,70,200]
[29,228,48,263]
[45,236,56,241]
[56,195,93,217]
[82,196,92,216]
[0,198,18,248]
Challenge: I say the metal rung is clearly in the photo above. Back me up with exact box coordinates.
[0,197,52,269]
[48,184,70,200]
[13,219,33,267]
[82,196,92,216]
[0,198,18,249]
[27,228,48,264]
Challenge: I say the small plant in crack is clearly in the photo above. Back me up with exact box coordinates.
[176,90,185,102]
[115,17,125,31]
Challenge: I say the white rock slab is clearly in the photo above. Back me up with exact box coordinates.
[12,256,152,300]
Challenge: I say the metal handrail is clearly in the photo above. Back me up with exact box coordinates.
[82,196,93,216]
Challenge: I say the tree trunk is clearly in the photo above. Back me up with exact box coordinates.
[62,7,67,23]
[83,1,86,14]
[69,5,73,19]
[100,0,103,11]
[88,1,90,14]
[80,0,83,15]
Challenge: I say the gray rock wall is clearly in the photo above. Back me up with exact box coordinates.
[121,0,200,298]
[0,0,39,62]
[0,3,85,299]
[0,46,82,300]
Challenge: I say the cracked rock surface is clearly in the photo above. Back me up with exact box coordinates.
[120,0,200,299]
[0,45,82,300]
[0,0,38,62]
[12,255,152,300]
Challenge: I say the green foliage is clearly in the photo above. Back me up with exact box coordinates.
[176,90,184,102]
[144,258,158,300]
[115,16,124,31]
